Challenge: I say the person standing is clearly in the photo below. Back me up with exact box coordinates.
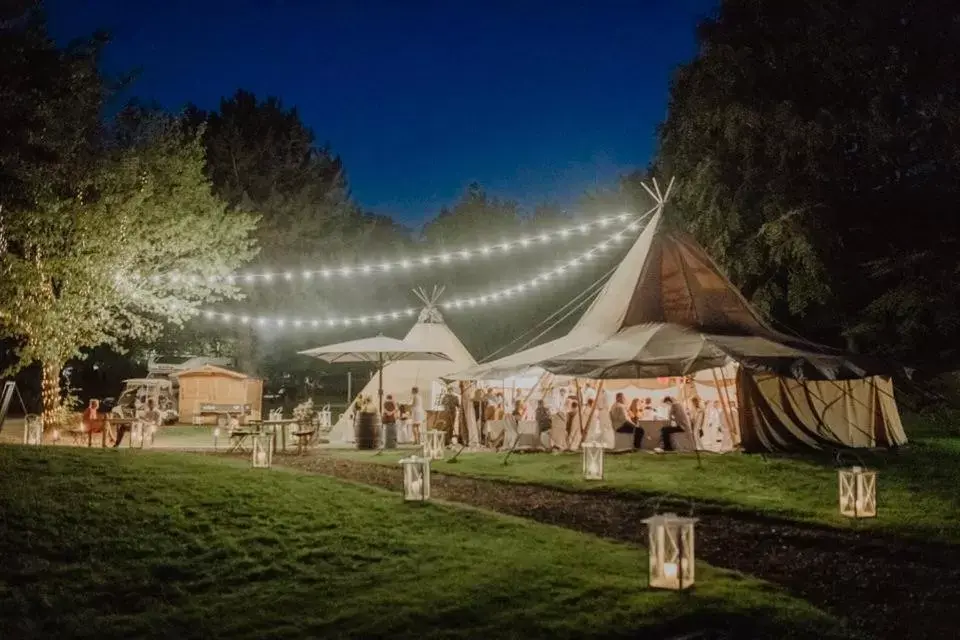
[689,396,706,450]
[383,394,399,443]
[441,385,460,444]
[410,386,425,444]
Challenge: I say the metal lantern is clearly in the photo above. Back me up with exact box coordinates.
[642,513,698,590]
[425,429,445,460]
[251,433,273,469]
[23,414,43,446]
[399,455,431,501]
[582,441,604,480]
[838,466,877,518]
[213,427,220,451]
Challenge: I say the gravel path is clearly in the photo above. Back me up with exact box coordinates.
[280,453,960,640]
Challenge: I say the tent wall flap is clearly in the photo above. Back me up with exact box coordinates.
[738,371,907,453]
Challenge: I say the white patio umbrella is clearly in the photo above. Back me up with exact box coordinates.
[299,335,452,415]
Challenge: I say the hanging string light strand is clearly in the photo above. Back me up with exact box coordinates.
[154,210,637,285]
[197,205,658,331]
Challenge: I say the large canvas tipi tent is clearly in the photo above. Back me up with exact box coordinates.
[328,288,477,443]
[449,180,907,452]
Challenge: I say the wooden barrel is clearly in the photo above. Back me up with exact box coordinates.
[355,412,381,450]
[383,422,397,449]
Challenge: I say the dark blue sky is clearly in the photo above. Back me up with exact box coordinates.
[47,0,714,226]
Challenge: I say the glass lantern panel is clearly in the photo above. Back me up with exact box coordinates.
[582,445,604,480]
[252,435,273,468]
[645,518,696,590]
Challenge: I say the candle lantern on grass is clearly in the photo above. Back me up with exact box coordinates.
[251,433,273,469]
[838,466,877,518]
[400,455,431,501]
[582,441,604,480]
[642,513,698,590]
[23,414,43,446]
[425,429,445,460]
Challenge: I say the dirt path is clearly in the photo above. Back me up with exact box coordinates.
[280,454,960,640]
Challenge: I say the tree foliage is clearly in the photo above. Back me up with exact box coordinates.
[0,5,257,416]
[655,0,960,366]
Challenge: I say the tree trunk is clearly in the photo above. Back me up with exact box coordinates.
[41,360,62,428]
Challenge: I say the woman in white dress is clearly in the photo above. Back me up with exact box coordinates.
[410,386,425,444]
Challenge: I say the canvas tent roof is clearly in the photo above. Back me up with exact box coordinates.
[448,197,892,382]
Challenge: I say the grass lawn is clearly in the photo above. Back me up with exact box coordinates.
[0,446,852,639]
[333,421,960,544]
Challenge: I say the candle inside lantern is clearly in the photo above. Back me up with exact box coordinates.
[663,562,679,579]
[213,428,220,438]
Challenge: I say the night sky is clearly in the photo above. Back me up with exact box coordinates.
[47,0,715,226]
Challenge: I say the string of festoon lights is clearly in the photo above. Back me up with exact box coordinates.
[198,209,655,331]
[153,211,636,285]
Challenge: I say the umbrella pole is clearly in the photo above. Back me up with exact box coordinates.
[378,352,384,417]
[374,352,385,455]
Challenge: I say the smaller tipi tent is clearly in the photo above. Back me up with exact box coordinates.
[328,288,478,443]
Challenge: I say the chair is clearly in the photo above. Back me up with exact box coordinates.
[269,408,283,421]
[548,414,568,450]
[316,404,332,428]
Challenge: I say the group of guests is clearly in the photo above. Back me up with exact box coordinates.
[80,398,161,447]
[380,386,426,444]
[607,392,735,452]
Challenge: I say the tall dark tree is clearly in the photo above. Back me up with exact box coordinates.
[186,90,412,376]
[655,0,960,367]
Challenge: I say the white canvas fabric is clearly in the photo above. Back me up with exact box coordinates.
[446,203,891,382]
[327,309,477,443]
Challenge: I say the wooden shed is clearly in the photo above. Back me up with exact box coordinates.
[174,365,263,425]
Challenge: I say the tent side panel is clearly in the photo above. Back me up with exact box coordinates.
[738,371,907,452]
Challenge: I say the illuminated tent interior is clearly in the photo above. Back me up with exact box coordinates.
[447,186,907,452]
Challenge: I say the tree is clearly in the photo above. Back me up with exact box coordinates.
[187,90,412,375]
[655,0,960,366]
[0,12,258,423]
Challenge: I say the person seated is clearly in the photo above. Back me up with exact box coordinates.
[628,397,642,422]
[611,392,642,449]
[658,396,693,451]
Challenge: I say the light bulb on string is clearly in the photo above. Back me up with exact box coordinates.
[196,208,657,331]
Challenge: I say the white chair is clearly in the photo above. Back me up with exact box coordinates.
[316,404,332,428]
